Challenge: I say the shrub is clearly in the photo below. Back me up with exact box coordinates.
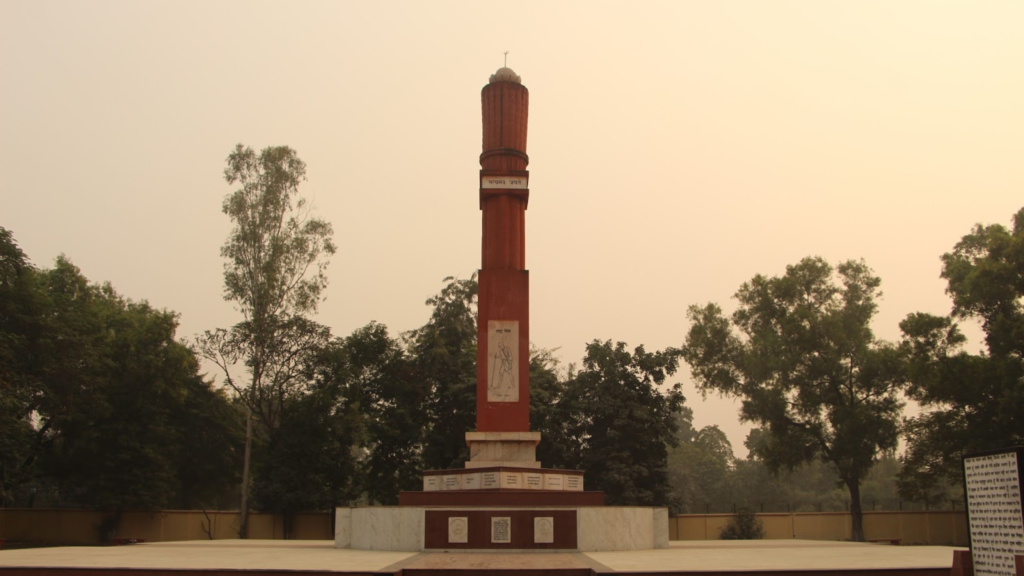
[719,508,765,540]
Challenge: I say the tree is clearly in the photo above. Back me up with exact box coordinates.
[558,340,684,506]
[666,408,738,514]
[318,322,424,505]
[682,257,906,541]
[405,276,478,470]
[197,144,336,537]
[250,374,361,536]
[899,207,1024,499]
[0,227,41,505]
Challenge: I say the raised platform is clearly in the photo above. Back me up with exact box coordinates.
[0,539,965,575]
[399,489,604,507]
[336,506,665,551]
[422,466,584,492]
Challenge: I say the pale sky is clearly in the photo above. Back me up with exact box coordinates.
[2,1,1021,457]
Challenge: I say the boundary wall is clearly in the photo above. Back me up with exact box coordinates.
[670,511,968,546]
[1,509,966,546]
[0,510,331,545]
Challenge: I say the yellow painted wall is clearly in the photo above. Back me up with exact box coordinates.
[0,508,966,546]
[0,510,334,544]
[673,511,967,545]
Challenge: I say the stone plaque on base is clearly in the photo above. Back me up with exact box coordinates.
[524,472,542,490]
[448,517,468,543]
[543,473,565,491]
[534,517,554,543]
[461,472,482,490]
[566,475,582,491]
[491,516,511,543]
[500,471,524,489]
[424,475,440,491]
[481,471,500,489]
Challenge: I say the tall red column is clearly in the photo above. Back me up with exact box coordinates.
[476,66,531,433]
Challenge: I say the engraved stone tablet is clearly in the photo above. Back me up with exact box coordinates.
[491,516,511,543]
[486,320,519,402]
[500,471,523,489]
[565,475,583,491]
[460,472,481,490]
[534,517,554,544]
[543,473,565,491]
[448,517,468,543]
[963,448,1024,576]
[481,472,500,489]
[442,475,459,491]
[424,475,440,491]
[524,472,543,490]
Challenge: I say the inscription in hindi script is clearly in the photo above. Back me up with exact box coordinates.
[964,451,1024,576]
[491,517,512,543]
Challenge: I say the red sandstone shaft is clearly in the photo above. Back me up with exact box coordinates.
[476,67,531,432]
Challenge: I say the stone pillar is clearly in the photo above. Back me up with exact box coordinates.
[470,66,538,467]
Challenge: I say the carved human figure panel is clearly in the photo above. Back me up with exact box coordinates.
[487,320,519,402]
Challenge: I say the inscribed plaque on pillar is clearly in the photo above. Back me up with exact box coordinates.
[487,320,519,402]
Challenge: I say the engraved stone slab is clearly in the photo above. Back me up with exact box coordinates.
[524,472,543,490]
[543,473,565,491]
[448,517,469,543]
[534,517,554,544]
[500,471,524,489]
[963,448,1024,576]
[424,475,440,491]
[442,475,459,491]
[486,320,519,402]
[460,472,481,490]
[481,471,500,489]
[565,475,583,491]
[491,516,511,543]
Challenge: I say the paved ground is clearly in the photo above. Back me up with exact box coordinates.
[0,539,964,573]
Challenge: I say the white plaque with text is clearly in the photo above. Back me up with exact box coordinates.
[964,449,1024,576]
[481,175,528,189]
[424,475,440,491]
[491,517,512,543]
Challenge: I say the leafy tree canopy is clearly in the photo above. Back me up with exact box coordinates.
[559,340,684,506]
[899,207,1024,500]
[682,257,906,540]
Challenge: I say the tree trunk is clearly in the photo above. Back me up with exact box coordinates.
[239,409,253,539]
[283,511,294,540]
[846,478,865,542]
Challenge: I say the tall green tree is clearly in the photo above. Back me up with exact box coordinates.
[899,207,1024,500]
[682,257,906,541]
[406,276,478,470]
[666,407,738,514]
[0,228,42,504]
[319,322,424,505]
[559,340,684,506]
[197,144,336,537]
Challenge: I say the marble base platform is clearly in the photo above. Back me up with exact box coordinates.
[423,466,584,492]
[465,431,541,469]
[334,506,669,552]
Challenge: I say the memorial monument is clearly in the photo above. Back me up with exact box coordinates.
[334,67,668,552]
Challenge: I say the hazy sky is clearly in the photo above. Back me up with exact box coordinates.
[2,1,1022,457]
